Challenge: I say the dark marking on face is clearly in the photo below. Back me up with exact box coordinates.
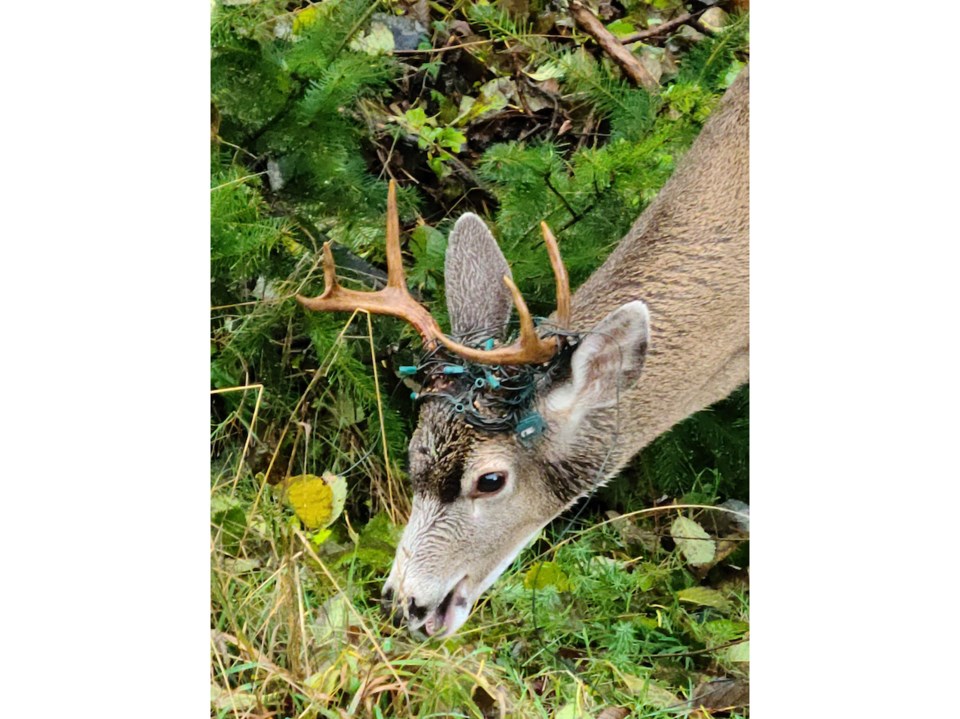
[409,403,473,504]
[454,595,468,608]
[438,454,464,503]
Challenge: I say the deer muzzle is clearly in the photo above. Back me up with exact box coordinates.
[381,573,472,638]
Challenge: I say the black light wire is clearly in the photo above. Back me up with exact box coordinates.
[410,319,583,434]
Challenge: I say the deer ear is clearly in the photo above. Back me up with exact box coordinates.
[445,213,514,339]
[544,301,650,430]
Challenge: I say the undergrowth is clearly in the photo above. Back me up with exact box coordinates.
[211,1,749,716]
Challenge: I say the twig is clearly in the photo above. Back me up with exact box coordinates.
[392,39,495,54]
[569,0,658,92]
[617,10,707,45]
[544,175,579,222]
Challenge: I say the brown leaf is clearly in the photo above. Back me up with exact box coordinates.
[686,677,749,715]
[448,19,472,37]
[597,707,630,719]
[473,685,503,719]
[407,0,430,27]
[537,78,561,96]
[606,510,659,553]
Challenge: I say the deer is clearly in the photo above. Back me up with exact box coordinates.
[296,66,748,638]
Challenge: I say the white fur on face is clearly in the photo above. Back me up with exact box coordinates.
[384,491,548,637]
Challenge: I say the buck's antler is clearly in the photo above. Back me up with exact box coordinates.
[541,221,570,330]
[295,181,570,366]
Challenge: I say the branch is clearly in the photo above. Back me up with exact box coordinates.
[569,0,658,92]
[617,10,708,45]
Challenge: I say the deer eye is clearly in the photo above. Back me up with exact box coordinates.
[474,472,507,495]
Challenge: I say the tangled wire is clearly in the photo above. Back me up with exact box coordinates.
[401,321,581,438]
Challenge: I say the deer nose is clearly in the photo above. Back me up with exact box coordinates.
[380,586,403,628]
[379,581,436,632]
[408,596,428,622]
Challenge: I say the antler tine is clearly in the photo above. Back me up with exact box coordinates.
[321,241,339,294]
[496,275,557,363]
[295,181,447,343]
[296,180,566,367]
[384,180,405,289]
[540,222,570,329]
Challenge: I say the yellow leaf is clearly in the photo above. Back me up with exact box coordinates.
[280,234,305,257]
[281,472,347,529]
[292,6,318,35]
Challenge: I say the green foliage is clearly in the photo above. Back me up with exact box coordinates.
[639,384,750,501]
[210,155,293,283]
[477,27,749,305]
[213,0,396,214]
[211,0,412,515]
[466,0,535,43]
[392,106,468,178]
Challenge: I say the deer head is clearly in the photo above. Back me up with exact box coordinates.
[297,182,650,637]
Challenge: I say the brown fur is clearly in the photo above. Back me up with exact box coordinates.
[565,66,749,468]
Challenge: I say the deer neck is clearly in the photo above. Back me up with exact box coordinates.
[559,68,750,477]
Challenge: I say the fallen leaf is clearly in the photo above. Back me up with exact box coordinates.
[607,510,659,553]
[554,702,589,719]
[281,472,347,529]
[448,19,472,36]
[456,78,516,125]
[671,516,716,567]
[311,592,353,646]
[636,46,664,85]
[473,684,507,719]
[677,586,732,612]
[700,8,731,32]
[348,21,395,55]
[724,639,749,663]
[223,557,261,574]
[211,683,258,712]
[687,677,749,715]
[621,674,679,709]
